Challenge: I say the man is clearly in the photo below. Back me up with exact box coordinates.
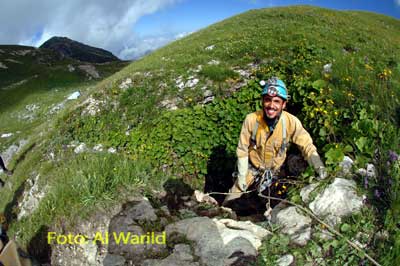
[223,77,326,204]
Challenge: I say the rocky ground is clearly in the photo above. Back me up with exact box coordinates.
[44,164,364,266]
[0,132,377,266]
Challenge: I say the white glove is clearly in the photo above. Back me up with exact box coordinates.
[308,152,327,180]
[237,157,248,191]
[317,166,328,180]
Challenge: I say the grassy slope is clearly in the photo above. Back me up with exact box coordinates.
[1,5,400,264]
[0,45,128,149]
[81,5,399,128]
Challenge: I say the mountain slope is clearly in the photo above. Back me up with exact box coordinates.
[62,5,400,170]
[40,36,120,63]
[0,43,128,107]
[1,5,399,265]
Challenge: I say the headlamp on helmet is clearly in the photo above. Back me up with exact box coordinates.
[260,77,289,101]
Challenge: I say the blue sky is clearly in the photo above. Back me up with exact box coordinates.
[0,0,399,59]
[135,0,400,36]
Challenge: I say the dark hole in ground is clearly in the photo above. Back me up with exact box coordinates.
[204,146,236,205]
[163,178,195,211]
[205,145,307,218]
[27,225,52,265]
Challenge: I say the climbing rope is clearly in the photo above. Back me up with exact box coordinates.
[205,183,382,266]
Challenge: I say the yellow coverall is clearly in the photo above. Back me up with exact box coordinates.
[224,109,324,202]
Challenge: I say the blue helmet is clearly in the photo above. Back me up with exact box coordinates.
[260,77,289,100]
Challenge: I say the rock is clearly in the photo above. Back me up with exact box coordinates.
[314,228,335,240]
[273,206,312,246]
[67,64,75,72]
[215,219,271,241]
[15,49,32,56]
[51,242,100,266]
[208,59,220,65]
[5,58,22,64]
[203,90,213,98]
[25,103,40,112]
[159,206,171,217]
[107,147,117,154]
[300,183,319,204]
[124,198,158,222]
[67,91,81,100]
[323,63,332,73]
[185,78,199,88]
[203,96,215,104]
[309,178,364,226]
[18,174,48,220]
[194,206,237,220]
[165,216,267,266]
[205,45,215,50]
[78,64,100,79]
[93,144,104,152]
[158,82,168,89]
[81,96,105,116]
[194,65,202,72]
[74,143,87,154]
[357,168,367,176]
[51,204,125,266]
[2,139,28,165]
[277,254,294,266]
[234,69,251,78]
[18,104,40,121]
[160,99,178,110]
[339,156,354,174]
[142,244,199,266]
[48,101,66,115]
[108,201,166,262]
[172,244,194,261]
[102,254,126,266]
[1,133,13,138]
[193,190,218,206]
[175,76,185,90]
[119,78,132,90]
[177,81,185,90]
[143,71,152,77]
[365,164,377,178]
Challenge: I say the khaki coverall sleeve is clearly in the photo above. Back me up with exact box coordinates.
[236,114,253,159]
[290,116,318,161]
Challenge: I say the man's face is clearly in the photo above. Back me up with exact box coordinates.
[262,95,286,119]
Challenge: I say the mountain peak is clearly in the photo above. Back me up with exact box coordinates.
[39,36,120,63]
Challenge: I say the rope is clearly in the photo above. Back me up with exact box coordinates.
[256,194,382,266]
[204,189,381,266]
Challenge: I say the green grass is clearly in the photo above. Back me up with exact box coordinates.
[1,5,399,265]
[4,151,162,245]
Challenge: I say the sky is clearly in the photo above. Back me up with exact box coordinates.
[1,0,399,60]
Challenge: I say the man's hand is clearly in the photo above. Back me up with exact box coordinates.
[237,157,249,191]
[318,166,328,180]
[237,174,248,191]
[308,152,327,180]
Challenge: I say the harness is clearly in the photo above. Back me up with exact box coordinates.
[250,113,287,193]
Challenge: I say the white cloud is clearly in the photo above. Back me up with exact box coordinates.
[0,0,182,59]
[119,31,191,60]
[396,0,400,6]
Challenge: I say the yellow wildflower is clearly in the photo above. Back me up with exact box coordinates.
[365,64,374,71]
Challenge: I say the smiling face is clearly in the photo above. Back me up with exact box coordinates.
[262,94,286,119]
